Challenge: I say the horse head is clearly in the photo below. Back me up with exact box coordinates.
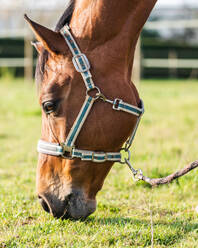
[25,0,157,220]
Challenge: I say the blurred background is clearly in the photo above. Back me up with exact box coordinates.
[0,0,198,82]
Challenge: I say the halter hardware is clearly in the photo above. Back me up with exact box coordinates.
[37,24,145,181]
[72,53,90,73]
[113,98,122,110]
[86,86,101,100]
[60,143,74,159]
[120,148,131,164]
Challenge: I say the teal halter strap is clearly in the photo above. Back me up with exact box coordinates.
[37,24,144,163]
[61,24,95,90]
[65,95,94,148]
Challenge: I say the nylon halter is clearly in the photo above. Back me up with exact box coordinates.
[37,24,144,166]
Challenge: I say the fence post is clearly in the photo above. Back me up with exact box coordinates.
[132,37,141,87]
[24,31,33,82]
[168,50,178,78]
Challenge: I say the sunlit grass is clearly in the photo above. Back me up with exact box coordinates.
[0,78,198,247]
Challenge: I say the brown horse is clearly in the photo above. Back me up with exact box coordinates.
[25,0,157,220]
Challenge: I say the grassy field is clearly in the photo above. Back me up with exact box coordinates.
[0,78,198,248]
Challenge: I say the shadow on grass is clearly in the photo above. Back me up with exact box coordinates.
[85,216,198,246]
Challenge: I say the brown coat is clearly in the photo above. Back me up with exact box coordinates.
[25,0,157,220]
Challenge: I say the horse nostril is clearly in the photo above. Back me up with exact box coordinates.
[37,194,74,219]
[67,193,72,201]
[38,195,50,213]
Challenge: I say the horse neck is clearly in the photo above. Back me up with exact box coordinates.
[70,0,157,79]
[70,0,157,45]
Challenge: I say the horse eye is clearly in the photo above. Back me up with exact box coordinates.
[42,101,56,114]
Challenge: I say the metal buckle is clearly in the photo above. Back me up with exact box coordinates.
[113,98,122,110]
[61,143,74,159]
[91,152,107,162]
[86,86,101,100]
[72,53,90,73]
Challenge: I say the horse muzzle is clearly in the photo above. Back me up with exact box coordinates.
[38,191,96,220]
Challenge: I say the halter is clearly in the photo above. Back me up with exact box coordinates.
[37,24,144,178]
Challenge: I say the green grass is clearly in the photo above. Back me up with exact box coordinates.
[0,78,198,248]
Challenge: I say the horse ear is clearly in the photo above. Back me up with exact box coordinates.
[31,41,43,54]
[24,14,68,55]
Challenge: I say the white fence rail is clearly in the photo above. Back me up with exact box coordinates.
[145,19,198,30]
[0,58,35,67]
[143,59,198,69]
[0,19,198,81]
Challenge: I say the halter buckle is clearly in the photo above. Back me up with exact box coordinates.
[72,53,90,73]
[61,143,74,159]
[113,98,122,110]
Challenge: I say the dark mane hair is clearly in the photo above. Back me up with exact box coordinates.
[55,0,75,31]
[36,0,75,86]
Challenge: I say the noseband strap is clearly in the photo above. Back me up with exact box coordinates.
[37,140,121,163]
[37,24,144,163]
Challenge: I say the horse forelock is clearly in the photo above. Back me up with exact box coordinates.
[35,0,75,90]
[35,49,48,90]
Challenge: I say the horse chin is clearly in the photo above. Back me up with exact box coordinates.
[38,190,96,220]
[62,193,96,220]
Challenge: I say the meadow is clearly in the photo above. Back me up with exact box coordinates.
[0,78,198,247]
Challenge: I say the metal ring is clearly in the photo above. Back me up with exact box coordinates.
[120,148,131,164]
[60,143,74,159]
[86,86,101,100]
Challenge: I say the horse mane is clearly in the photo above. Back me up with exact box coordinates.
[55,0,75,31]
[36,0,75,87]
